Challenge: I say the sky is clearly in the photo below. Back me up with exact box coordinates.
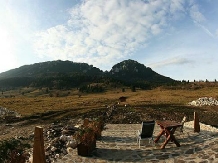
[0,0,218,81]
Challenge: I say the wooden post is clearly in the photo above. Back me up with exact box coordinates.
[33,126,46,163]
[194,112,200,133]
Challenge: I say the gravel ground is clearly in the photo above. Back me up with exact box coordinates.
[1,105,218,162]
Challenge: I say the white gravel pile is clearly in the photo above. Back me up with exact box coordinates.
[184,121,218,134]
[0,107,20,117]
[188,97,218,106]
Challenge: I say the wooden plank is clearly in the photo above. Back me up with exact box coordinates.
[156,120,182,128]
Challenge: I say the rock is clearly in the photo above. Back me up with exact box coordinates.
[66,140,77,149]
[188,97,218,106]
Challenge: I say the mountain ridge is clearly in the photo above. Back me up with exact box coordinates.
[0,59,177,88]
[0,60,103,78]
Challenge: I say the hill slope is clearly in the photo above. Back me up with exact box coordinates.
[0,60,103,78]
[0,59,176,88]
[109,59,173,84]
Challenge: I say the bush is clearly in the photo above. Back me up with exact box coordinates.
[0,139,30,163]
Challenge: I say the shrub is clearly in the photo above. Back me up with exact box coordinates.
[0,138,30,163]
[73,127,95,146]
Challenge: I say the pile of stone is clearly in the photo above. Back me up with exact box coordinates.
[188,97,218,106]
[0,107,18,117]
[105,104,117,121]
[0,107,21,122]
[44,123,78,162]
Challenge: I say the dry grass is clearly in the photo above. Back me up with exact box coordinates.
[1,85,218,117]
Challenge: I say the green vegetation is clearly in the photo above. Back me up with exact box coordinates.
[0,59,178,90]
[0,139,30,163]
[1,81,218,117]
[1,81,218,162]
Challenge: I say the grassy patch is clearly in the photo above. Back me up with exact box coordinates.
[1,86,218,120]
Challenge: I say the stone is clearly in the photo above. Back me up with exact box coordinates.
[155,155,169,160]
[185,149,194,154]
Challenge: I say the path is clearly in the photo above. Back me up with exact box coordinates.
[56,123,218,163]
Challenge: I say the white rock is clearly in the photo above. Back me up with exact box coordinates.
[66,140,77,149]
[67,147,73,154]
[51,146,56,152]
[60,135,67,141]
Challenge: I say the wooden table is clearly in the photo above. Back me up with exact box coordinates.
[154,120,182,149]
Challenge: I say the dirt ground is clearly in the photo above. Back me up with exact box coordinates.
[1,104,218,142]
[1,104,218,163]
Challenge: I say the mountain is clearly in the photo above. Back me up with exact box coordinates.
[0,60,103,78]
[109,59,173,84]
[0,59,176,89]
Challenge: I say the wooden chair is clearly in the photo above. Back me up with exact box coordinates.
[136,120,155,148]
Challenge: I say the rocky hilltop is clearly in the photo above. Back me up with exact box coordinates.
[0,59,176,88]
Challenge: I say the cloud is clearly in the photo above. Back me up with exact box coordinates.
[196,23,215,38]
[34,0,190,69]
[189,3,205,23]
[169,0,186,19]
[188,1,215,38]
[149,57,193,69]
[216,29,218,37]
[34,0,214,70]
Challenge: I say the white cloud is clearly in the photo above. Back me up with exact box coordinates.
[34,1,177,68]
[170,0,185,12]
[169,0,186,19]
[149,57,192,69]
[216,29,218,37]
[33,0,204,70]
[189,3,205,23]
[188,1,216,38]
[197,24,214,38]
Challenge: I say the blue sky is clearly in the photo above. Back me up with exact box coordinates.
[0,0,218,81]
